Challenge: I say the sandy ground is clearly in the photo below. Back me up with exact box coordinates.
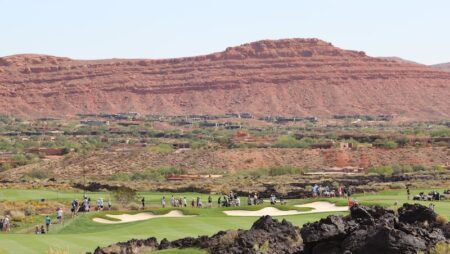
[294,201,349,213]
[93,210,194,224]
[223,202,348,217]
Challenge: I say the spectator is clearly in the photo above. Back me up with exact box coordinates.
[161,196,166,208]
[45,215,51,232]
[56,208,64,224]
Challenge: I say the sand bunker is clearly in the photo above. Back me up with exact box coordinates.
[294,201,349,213]
[93,210,194,224]
[223,202,348,217]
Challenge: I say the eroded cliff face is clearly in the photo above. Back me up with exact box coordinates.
[1,38,449,119]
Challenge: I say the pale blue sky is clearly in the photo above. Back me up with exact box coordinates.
[0,0,449,64]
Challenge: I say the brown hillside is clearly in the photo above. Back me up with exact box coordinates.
[431,62,450,72]
[0,39,449,119]
[2,147,448,181]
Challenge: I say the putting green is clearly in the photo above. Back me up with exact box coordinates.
[0,188,448,254]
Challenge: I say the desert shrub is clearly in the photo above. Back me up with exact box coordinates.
[12,153,37,166]
[430,242,450,254]
[113,187,137,205]
[373,139,398,149]
[157,167,186,175]
[389,182,406,189]
[146,144,173,153]
[268,166,305,176]
[430,127,450,138]
[127,202,140,211]
[131,169,164,181]
[412,164,426,172]
[432,165,445,172]
[8,210,25,222]
[436,215,449,226]
[25,169,50,179]
[24,206,36,216]
[369,166,393,176]
[274,135,311,148]
[395,137,409,147]
[109,172,130,181]
[0,163,12,172]
[219,230,238,246]
[392,164,413,174]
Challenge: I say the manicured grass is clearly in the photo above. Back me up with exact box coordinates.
[0,188,448,254]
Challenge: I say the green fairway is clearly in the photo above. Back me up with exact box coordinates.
[0,188,448,254]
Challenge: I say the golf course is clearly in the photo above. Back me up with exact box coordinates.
[0,188,449,254]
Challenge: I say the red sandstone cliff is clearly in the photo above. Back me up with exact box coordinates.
[0,38,449,120]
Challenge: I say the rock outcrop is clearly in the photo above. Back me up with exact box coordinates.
[91,215,303,254]
[1,38,450,120]
[90,204,449,254]
[301,203,448,254]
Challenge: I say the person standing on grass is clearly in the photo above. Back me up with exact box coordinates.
[236,196,241,206]
[218,196,222,207]
[71,200,78,217]
[141,197,145,210]
[56,208,64,224]
[406,186,411,200]
[161,196,166,208]
[45,215,51,232]
[108,199,112,210]
[183,197,187,207]
[208,195,212,208]
[3,215,10,232]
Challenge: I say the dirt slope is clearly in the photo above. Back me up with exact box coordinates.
[1,38,450,120]
[431,62,450,72]
[2,147,447,181]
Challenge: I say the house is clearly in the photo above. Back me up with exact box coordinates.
[339,142,353,149]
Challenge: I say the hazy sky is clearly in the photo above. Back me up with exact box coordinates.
[1,0,449,64]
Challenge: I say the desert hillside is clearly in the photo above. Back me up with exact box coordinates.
[2,147,447,181]
[431,62,450,72]
[1,38,449,120]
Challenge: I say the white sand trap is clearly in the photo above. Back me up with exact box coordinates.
[294,201,348,213]
[224,202,348,217]
[93,210,194,224]
[223,207,302,217]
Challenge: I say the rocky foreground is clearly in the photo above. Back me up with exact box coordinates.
[91,203,450,254]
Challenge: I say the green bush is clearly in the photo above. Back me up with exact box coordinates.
[390,182,406,189]
[25,169,50,179]
[369,166,393,176]
[430,127,450,138]
[392,164,413,174]
[412,164,426,172]
[146,144,174,153]
[373,139,398,149]
[274,135,312,148]
[268,166,305,176]
[109,172,131,181]
[113,187,137,205]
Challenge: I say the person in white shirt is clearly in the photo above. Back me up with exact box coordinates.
[56,208,64,224]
